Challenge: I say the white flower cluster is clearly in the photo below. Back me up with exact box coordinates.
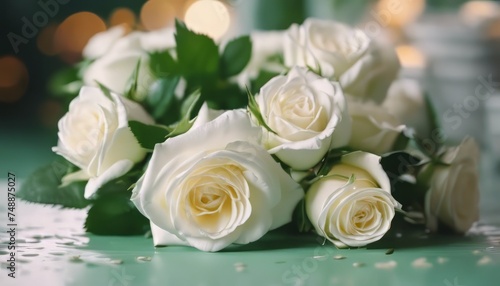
[51,18,480,252]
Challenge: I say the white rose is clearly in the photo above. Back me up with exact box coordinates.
[131,105,304,252]
[284,18,400,103]
[348,100,406,154]
[83,25,127,60]
[52,86,154,199]
[233,31,286,88]
[383,79,431,138]
[254,66,351,170]
[305,151,401,247]
[83,28,176,100]
[423,137,480,233]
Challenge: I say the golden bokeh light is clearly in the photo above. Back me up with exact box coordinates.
[37,23,60,56]
[110,8,136,29]
[54,12,106,63]
[184,0,230,40]
[0,56,29,103]
[375,0,425,28]
[460,1,499,26]
[140,0,176,30]
[396,45,426,69]
[486,17,500,38]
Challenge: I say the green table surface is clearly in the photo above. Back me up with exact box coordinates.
[1,129,499,286]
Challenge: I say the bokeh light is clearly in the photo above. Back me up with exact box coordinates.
[396,45,426,69]
[54,12,106,63]
[110,8,136,29]
[0,56,29,103]
[140,0,176,30]
[375,0,425,28]
[37,23,60,56]
[460,1,500,26]
[184,0,230,40]
[486,17,500,38]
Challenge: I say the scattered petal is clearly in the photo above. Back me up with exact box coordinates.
[110,259,124,265]
[136,256,152,262]
[437,257,449,264]
[477,256,493,266]
[352,262,365,267]
[412,257,432,269]
[374,260,397,270]
[385,248,394,255]
[334,255,346,260]
[234,262,246,272]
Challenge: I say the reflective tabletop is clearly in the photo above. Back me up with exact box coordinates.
[1,129,499,286]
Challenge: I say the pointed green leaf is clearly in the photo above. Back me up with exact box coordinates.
[93,169,143,198]
[250,70,280,94]
[95,81,114,100]
[48,66,82,99]
[175,19,219,80]
[85,192,149,235]
[167,89,201,138]
[246,86,276,134]
[124,58,141,99]
[149,50,177,77]
[128,121,170,150]
[17,158,90,209]
[220,35,252,78]
[146,76,180,119]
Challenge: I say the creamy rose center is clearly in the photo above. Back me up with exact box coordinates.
[64,103,117,161]
[268,84,328,140]
[181,163,249,236]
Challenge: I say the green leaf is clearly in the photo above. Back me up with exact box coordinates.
[17,158,90,209]
[48,67,82,98]
[146,76,180,119]
[391,179,423,208]
[175,19,219,81]
[246,86,276,134]
[292,199,313,233]
[391,128,411,151]
[380,151,422,178]
[129,121,171,150]
[425,93,440,136]
[220,35,252,78]
[167,89,201,137]
[250,70,280,94]
[95,81,114,100]
[93,170,142,198]
[316,148,351,178]
[149,50,177,77]
[85,192,149,235]
[124,59,141,99]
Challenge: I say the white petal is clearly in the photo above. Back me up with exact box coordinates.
[83,25,126,59]
[60,170,91,186]
[151,222,189,247]
[84,159,134,199]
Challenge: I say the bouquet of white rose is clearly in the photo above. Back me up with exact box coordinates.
[19,18,480,252]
